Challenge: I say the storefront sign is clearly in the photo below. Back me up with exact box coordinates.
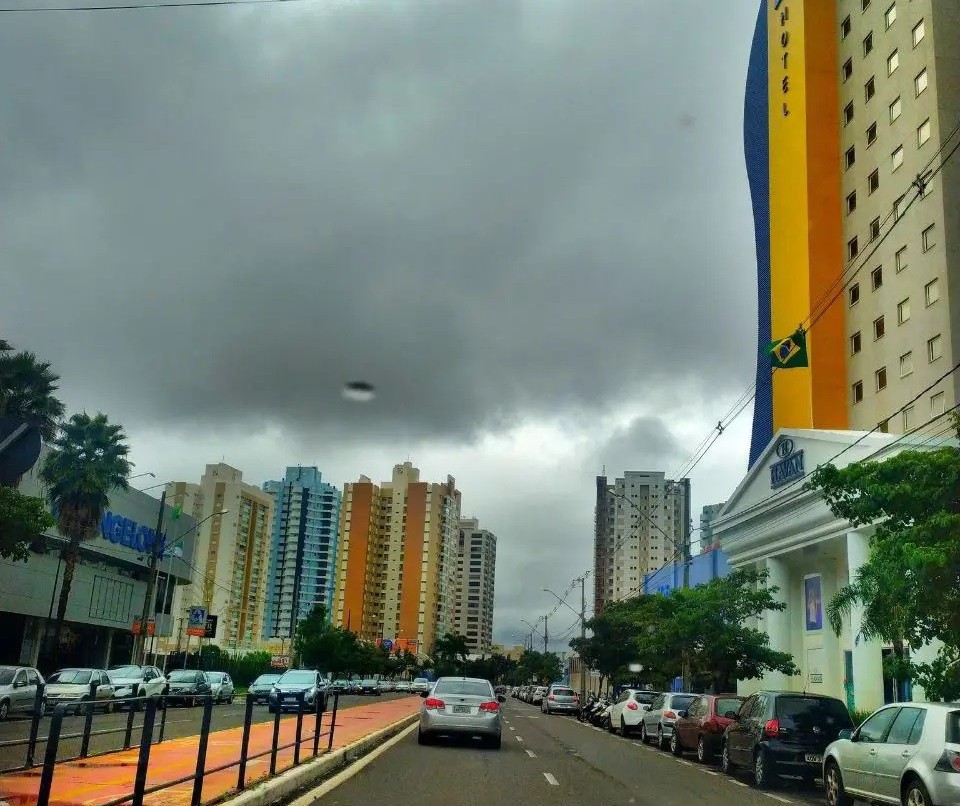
[100,511,166,553]
[770,438,804,488]
[773,0,792,117]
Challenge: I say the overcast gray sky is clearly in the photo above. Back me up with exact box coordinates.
[1,0,760,651]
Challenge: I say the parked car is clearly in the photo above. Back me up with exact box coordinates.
[43,668,115,715]
[359,679,381,696]
[395,681,411,692]
[542,684,580,715]
[0,666,44,721]
[166,670,212,707]
[268,669,327,714]
[670,693,745,761]
[721,691,854,789]
[531,686,547,706]
[823,701,960,806]
[108,665,167,709]
[248,674,282,705]
[418,677,505,749]
[205,672,235,704]
[377,679,394,693]
[609,689,657,736]
[640,692,698,749]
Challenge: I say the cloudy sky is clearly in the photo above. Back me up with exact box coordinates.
[2,0,761,650]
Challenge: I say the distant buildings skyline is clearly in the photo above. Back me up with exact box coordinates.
[454,517,497,654]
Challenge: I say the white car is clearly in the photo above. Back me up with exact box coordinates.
[205,672,235,704]
[108,665,168,708]
[609,689,654,736]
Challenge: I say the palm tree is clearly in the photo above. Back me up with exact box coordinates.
[40,412,131,664]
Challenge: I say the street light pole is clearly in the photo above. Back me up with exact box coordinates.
[543,615,548,654]
[579,575,587,704]
[135,489,166,664]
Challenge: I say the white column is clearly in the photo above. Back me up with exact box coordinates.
[846,530,884,712]
[764,556,791,690]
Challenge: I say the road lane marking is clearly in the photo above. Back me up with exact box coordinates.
[543,773,559,786]
[677,759,693,766]
[525,749,537,758]
[701,770,718,776]
[764,796,792,804]
[515,735,523,742]
[730,780,748,787]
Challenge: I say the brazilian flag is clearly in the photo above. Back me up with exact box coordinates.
[768,328,809,369]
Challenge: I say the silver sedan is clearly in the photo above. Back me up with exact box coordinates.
[418,677,505,749]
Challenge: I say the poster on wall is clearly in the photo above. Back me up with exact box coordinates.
[805,575,823,631]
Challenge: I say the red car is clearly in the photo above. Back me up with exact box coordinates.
[670,693,745,762]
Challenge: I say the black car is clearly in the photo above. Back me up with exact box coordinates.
[248,674,282,705]
[359,679,381,696]
[721,691,854,789]
[268,669,327,714]
[165,670,212,707]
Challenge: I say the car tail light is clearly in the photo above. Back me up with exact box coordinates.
[548,695,555,701]
[935,749,960,773]
[573,695,580,703]
[663,710,677,720]
[424,697,445,710]
[626,701,638,711]
[764,719,780,738]
[479,701,500,713]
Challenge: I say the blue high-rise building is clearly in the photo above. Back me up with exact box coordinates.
[262,467,341,640]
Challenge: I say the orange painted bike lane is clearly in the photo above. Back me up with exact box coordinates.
[0,697,421,806]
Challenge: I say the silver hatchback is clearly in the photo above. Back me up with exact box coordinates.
[542,684,580,715]
[418,677,505,749]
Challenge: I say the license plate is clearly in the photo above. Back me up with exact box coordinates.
[804,754,823,764]
[453,705,470,714]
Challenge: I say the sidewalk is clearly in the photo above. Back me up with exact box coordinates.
[0,697,421,806]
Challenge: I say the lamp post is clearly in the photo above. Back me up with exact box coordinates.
[133,490,167,664]
[543,581,589,705]
[520,618,541,653]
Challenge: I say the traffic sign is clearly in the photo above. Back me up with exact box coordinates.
[381,639,393,652]
[186,606,207,637]
[203,615,218,639]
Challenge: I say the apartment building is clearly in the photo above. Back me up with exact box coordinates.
[262,466,341,641]
[593,472,690,615]
[163,464,274,653]
[333,462,462,656]
[453,518,497,654]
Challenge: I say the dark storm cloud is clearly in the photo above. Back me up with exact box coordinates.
[1,0,758,440]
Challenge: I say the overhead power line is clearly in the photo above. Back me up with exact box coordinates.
[0,0,309,11]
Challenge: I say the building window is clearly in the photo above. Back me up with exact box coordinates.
[874,315,885,340]
[867,121,878,145]
[861,0,871,10]
[842,15,852,39]
[915,68,928,96]
[878,419,889,434]
[897,297,911,324]
[848,236,860,260]
[927,334,943,363]
[900,351,914,377]
[912,19,925,47]
[892,145,904,171]
[870,218,882,241]
[896,245,908,272]
[903,404,914,430]
[853,380,864,404]
[846,191,858,214]
[871,265,883,289]
[875,367,887,391]
[890,96,902,122]
[865,76,876,102]
[843,58,854,82]
[885,2,896,28]
[863,32,874,56]
[849,283,861,306]
[918,119,931,147]
[887,50,899,76]
[845,145,857,169]
[844,102,855,126]
[925,278,939,306]
[922,224,936,252]
[851,331,862,355]
[931,392,945,416]
[894,195,908,220]
[868,169,880,194]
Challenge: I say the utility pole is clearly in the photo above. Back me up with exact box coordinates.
[543,615,548,654]
[579,574,587,705]
[135,489,166,664]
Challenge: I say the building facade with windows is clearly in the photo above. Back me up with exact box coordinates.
[453,518,497,654]
[745,0,960,466]
[262,467,341,641]
[333,462,462,657]
[593,472,690,615]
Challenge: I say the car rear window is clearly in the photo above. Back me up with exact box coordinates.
[947,710,960,744]
[433,680,493,697]
[635,692,657,704]
[671,695,696,710]
[776,696,853,730]
[716,698,743,717]
[552,688,575,696]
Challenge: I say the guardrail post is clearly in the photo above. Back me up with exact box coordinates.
[26,682,45,767]
[79,680,98,759]
[294,691,305,766]
[327,693,339,751]
[190,694,214,806]
[157,692,169,744]
[123,683,139,750]
[37,705,66,806]
[269,699,282,775]
[237,693,255,790]
[313,690,324,757]
[131,696,158,806]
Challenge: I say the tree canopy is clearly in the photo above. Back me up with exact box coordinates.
[0,485,53,561]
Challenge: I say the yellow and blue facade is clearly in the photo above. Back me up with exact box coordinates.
[746,0,848,466]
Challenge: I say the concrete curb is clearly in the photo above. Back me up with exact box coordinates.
[216,713,419,806]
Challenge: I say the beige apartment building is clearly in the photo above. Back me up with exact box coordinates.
[839,1,960,433]
[333,462,461,657]
[160,463,274,655]
[454,518,497,654]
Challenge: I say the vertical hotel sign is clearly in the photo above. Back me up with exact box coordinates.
[775,0,791,118]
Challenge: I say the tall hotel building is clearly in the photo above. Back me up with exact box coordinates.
[262,467,341,640]
[453,518,497,654]
[593,472,690,616]
[745,0,959,465]
[333,462,461,655]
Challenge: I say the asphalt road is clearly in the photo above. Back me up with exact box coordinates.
[0,692,411,772]
[309,699,828,806]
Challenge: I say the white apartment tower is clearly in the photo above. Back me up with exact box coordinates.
[454,518,497,654]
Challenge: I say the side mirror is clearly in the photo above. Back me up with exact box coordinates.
[14,679,27,689]
[724,711,738,719]
[419,690,428,698]
[838,728,854,741]
[497,695,506,703]
[677,710,687,719]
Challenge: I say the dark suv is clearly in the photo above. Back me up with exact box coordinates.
[721,691,853,789]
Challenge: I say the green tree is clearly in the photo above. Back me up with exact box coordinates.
[0,340,66,446]
[0,486,53,561]
[515,650,563,685]
[431,632,470,676]
[40,412,131,665]
[809,421,960,700]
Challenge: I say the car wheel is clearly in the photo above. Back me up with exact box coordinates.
[0,700,9,721]
[417,729,432,746]
[657,727,666,750]
[824,762,852,806]
[754,748,774,789]
[228,696,234,705]
[103,700,113,715]
[640,722,649,744]
[720,742,735,776]
[903,778,933,806]
[619,717,628,736]
[696,735,709,763]
[670,731,682,756]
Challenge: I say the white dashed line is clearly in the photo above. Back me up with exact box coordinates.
[525,749,537,758]
[509,726,516,731]
[677,759,693,766]
[730,780,748,787]
[543,773,559,786]
[632,742,644,748]
[764,795,792,804]
[515,735,524,742]
[701,770,718,776]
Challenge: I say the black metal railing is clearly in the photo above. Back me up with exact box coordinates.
[5,686,338,806]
